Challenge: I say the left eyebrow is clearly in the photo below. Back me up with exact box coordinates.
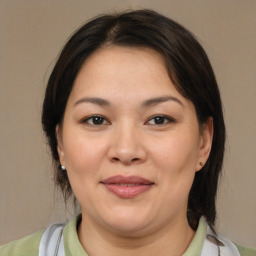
[141,96,184,107]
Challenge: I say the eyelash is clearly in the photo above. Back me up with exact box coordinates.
[146,115,175,125]
[81,114,175,126]
[81,115,110,126]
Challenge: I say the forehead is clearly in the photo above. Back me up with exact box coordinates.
[69,46,182,100]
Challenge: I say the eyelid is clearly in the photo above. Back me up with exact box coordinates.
[81,115,110,125]
[146,115,175,125]
[79,114,175,126]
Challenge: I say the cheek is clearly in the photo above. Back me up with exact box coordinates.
[148,133,199,196]
[62,134,108,206]
[150,133,200,171]
[62,133,107,179]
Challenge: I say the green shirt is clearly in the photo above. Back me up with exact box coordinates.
[0,216,255,256]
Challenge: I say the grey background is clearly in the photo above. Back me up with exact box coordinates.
[0,0,255,247]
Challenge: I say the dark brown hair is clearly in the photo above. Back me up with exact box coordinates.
[42,9,225,228]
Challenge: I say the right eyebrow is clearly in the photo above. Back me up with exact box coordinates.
[73,97,111,107]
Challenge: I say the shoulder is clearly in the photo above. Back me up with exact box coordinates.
[0,215,81,256]
[202,218,256,256]
[234,242,256,256]
[0,230,44,256]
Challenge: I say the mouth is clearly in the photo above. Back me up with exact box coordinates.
[101,175,154,199]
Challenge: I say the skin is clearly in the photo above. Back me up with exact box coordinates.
[57,46,213,256]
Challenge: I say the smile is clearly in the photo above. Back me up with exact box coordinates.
[115,184,141,186]
[101,175,154,199]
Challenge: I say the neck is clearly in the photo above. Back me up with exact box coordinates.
[78,213,195,256]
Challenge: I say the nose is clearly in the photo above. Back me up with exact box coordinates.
[107,122,147,165]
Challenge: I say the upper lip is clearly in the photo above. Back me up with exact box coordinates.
[101,175,154,185]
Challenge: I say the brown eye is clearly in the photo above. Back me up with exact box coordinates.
[147,115,174,125]
[83,115,109,125]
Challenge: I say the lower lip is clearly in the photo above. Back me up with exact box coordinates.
[103,184,153,198]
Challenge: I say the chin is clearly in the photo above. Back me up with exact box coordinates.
[107,222,151,238]
[101,207,154,236]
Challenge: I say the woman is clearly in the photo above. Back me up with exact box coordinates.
[1,9,255,256]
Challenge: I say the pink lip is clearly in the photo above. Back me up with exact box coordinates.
[101,175,154,199]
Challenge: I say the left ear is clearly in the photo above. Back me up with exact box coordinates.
[56,124,65,166]
[197,117,214,171]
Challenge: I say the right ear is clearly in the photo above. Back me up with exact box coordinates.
[56,125,65,165]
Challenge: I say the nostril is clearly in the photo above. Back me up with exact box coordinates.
[111,157,141,164]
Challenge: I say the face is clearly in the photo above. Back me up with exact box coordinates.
[57,46,212,237]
